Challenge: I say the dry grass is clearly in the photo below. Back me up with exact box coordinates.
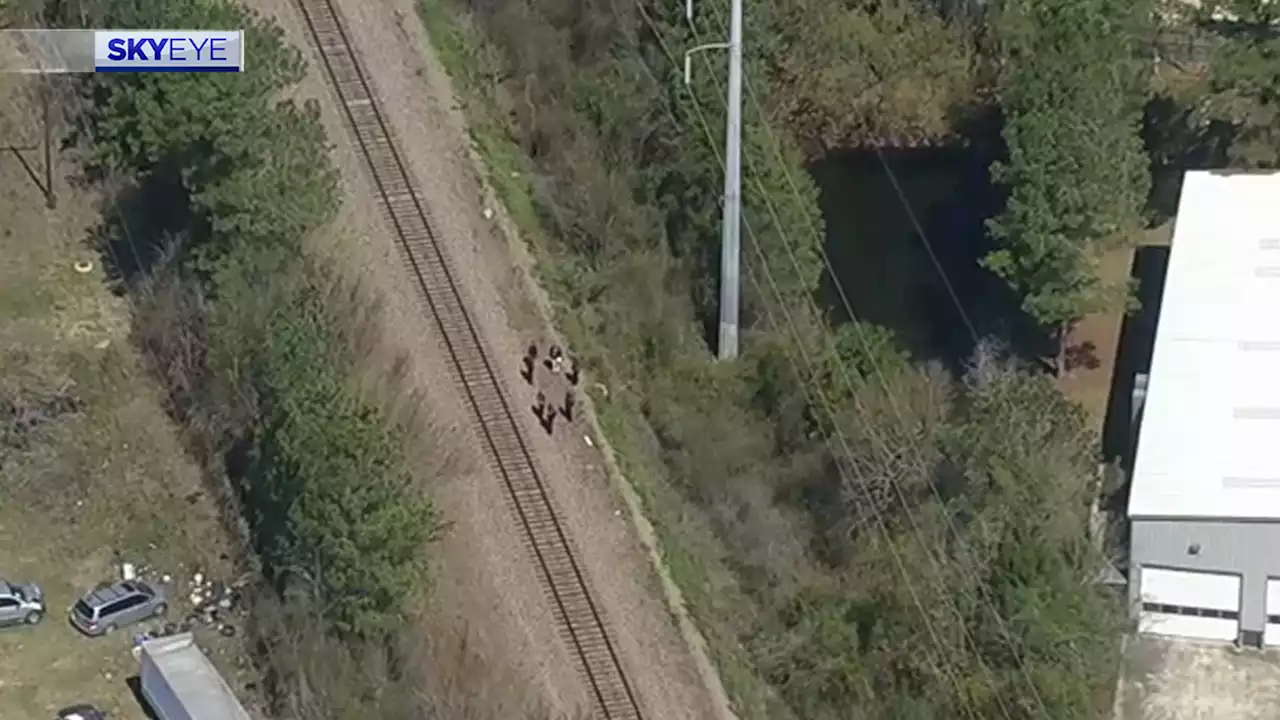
[0,92,254,719]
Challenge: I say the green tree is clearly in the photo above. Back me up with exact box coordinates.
[1192,0,1280,167]
[767,0,980,149]
[247,282,436,638]
[944,350,1123,719]
[84,0,337,272]
[985,0,1152,373]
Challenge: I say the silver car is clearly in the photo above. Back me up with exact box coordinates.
[69,580,167,636]
[0,579,45,627]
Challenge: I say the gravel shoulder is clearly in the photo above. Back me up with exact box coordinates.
[238,0,734,716]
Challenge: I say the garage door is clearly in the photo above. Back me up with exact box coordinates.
[1139,567,1241,642]
[1266,579,1280,646]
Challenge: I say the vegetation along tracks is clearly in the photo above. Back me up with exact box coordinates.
[292,0,645,717]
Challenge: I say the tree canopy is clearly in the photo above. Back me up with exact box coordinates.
[984,0,1153,366]
[1191,0,1280,167]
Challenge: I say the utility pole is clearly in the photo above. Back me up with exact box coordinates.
[685,0,743,361]
[2,27,58,209]
[40,77,54,209]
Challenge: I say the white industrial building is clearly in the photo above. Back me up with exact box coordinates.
[1127,169,1280,647]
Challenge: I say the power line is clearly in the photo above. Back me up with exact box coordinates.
[628,6,1003,719]
[623,6,976,714]
[684,3,1100,716]
[655,3,1064,716]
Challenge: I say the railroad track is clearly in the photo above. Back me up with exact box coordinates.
[292,1,644,717]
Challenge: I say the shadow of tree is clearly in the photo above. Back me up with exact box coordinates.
[1142,94,1234,225]
[1065,340,1101,372]
[1101,246,1169,512]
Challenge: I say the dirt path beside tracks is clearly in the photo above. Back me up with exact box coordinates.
[239,0,736,717]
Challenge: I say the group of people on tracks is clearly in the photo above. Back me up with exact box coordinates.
[523,342,579,434]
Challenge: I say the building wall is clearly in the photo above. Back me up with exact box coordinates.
[1130,518,1280,636]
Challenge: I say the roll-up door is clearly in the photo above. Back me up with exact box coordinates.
[1139,567,1241,642]
[1265,579,1280,646]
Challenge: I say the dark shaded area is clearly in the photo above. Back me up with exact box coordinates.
[1142,95,1235,224]
[1101,245,1169,516]
[809,144,1018,370]
[125,675,161,720]
[90,167,199,289]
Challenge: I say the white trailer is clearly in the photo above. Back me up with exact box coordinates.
[135,632,252,720]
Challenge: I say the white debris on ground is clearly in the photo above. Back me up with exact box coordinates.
[117,559,250,644]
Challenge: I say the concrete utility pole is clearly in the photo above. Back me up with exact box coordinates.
[685,0,743,361]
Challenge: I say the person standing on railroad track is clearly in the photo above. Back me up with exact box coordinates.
[521,343,537,384]
[566,356,580,387]
[546,344,564,375]
[562,389,575,423]
[539,403,556,434]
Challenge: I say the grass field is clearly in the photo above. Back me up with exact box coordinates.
[0,98,254,719]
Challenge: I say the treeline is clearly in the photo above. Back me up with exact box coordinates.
[67,0,472,715]
[84,0,432,641]
[426,0,1134,717]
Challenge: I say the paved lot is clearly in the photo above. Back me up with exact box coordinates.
[1116,635,1280,720]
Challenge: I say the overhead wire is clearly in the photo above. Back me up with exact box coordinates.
[626,4,1008,718]
[665,1,1062,716]
[599,9,970,717]
[689,2,1111,715]
[620,2,974,708]
[686,3,1060,714]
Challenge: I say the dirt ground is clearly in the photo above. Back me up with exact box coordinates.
[0,92,255,719]
[1115,635,1280,720]
[1057,245,1134,429]
[1058,220,1177,432]
[234,0,736,718]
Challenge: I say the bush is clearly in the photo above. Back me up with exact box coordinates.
[244,276,435,637]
